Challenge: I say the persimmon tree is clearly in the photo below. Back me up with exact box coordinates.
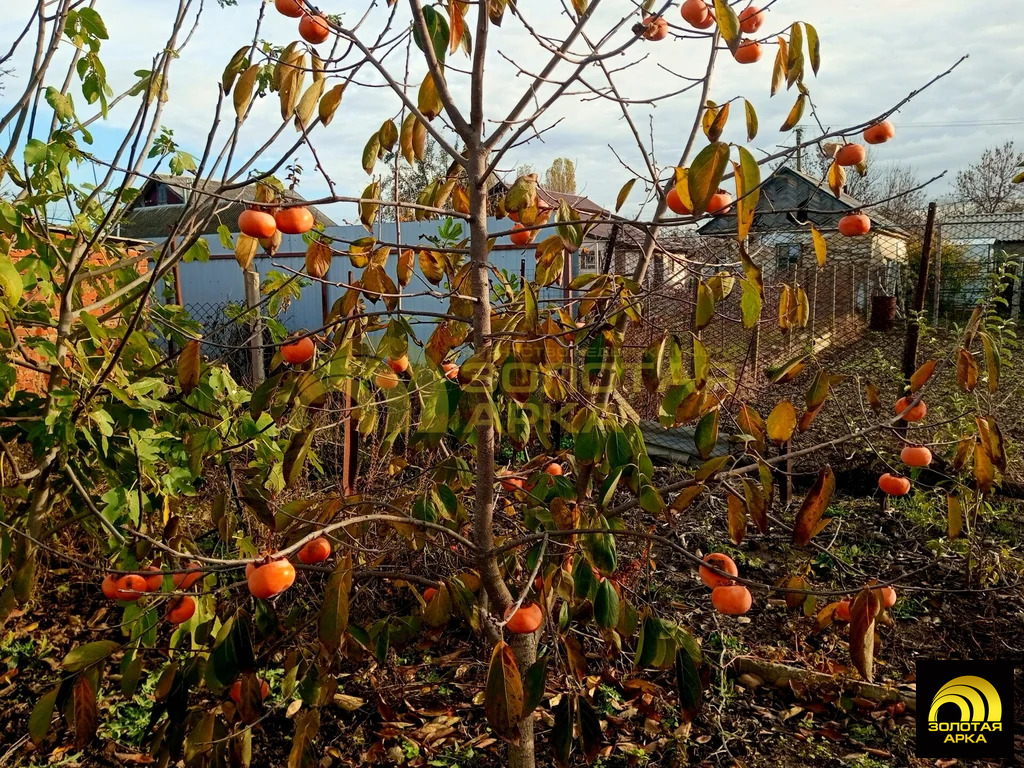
[0,1,1003,766]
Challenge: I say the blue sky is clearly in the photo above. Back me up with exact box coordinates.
[2,0,1022,224]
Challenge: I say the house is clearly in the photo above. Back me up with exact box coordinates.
[698,165,910,279]
[937,212,1024,318]
[117,177,616,372]
[117,174,337,241]
[487,181,614,279]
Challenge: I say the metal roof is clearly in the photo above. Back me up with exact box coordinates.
[117,174,336,240]
[698,166,908,238]
[939,212,1024,242]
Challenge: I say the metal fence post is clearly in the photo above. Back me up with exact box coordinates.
[902,202,938,385]
[810,266,818,338]
[831,263,837,337]
[342,270,359,496]
[932,223,943,327]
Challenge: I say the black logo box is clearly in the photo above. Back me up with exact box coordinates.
[916,659,1015,760]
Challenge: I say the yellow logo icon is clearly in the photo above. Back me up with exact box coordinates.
[927,675,1003,745]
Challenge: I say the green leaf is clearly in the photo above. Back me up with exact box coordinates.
[23,139,47,166]
[62,640,120,672]
[787,23,805,87]
[282,424,315,489]
[694,408,719,460]
[594,579,620,629]
[184,237,210,264]
[641,334,666,395]
[362,132,381,175]
[740,278,762,329]
[695,282,715,330]
[639,483,664,516]
[484,641,524,744]
[29,687,59,745]
[675,647,703,721]
[615,179,636,212]
[981,332,1001,393]
[412,4,449,64]
[693,336,709,385]
[743,98,758,142]
[0,251,24,306]
[804,23,821,75]
[222,46,249,95]
[606,425,631,469]
[688,142,730,215]
[713,0,741,54]
[577,695,602,762]
[522,653,549,716]
[552,695,574,767]
[583,517,617,576]
[574,410,606,464]
[318,554,352,654]
[734,147,761,242]
[598,465,625,510]
[573,555,597,600]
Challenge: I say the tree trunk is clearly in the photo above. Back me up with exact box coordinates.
[465,148,536,768]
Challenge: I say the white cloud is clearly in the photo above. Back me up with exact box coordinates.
[2,0,1022,218]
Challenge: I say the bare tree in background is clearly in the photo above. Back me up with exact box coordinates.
[544,157,577,195]
[955,140,1024,214]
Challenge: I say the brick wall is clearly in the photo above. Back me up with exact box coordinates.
[14,243,148,394]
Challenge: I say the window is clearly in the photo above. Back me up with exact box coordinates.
[775,242,801,271]
[156,184,168,205]
[579,246,599,272]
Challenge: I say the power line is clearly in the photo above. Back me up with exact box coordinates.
[797,119,1024,130]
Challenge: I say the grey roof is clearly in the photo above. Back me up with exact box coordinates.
[698,166,908,238]
[117,174,335,240]
[939,212,1024,242]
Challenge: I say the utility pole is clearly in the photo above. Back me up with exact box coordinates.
[795,127,804,172]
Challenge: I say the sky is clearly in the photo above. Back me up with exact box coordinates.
[2,0,1022,225]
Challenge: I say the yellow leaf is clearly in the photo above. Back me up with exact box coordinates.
[418,72,443,120]
[727,493,747,545]
[319,84,345,126]
[957,348,978,392]
[771,37,788,97]
[811,227,827,267]
[397,249,414,287]
[947,494,963,540]
[294,78,325,130]
[177,340,201,395]
[780,94,806,131]
[233,64,260,119]
[305,240,332,279]
[827,160,846,198]
[419,250,445,285]
[616,179,636,213]
[766,400,797,443]
[909,359,936,392]
[235,234,258,271]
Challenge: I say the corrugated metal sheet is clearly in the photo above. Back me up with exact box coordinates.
[699,166,906,237]
[940,213,1024,243]
[166,218,587,352]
